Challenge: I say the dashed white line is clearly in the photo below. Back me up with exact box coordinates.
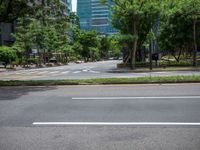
[15,72,25,75]
[89,70,100,74]
[73,71,81,74]
[72,96,200,100]
[49,71,59,74]
[61,71,69,74]
[82,69,89,72]
[37,71,48,74]
[32,122,200,126]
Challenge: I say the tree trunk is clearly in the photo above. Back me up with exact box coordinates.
[173,49,182,62]
[149,41,152,70]
[43,49,46,64]
[131,40,137,69]
[131,22,138,70]
[192,20,197,67]
[4,63,7,68]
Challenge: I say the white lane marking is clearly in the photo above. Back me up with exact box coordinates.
[25,71,39,74]
[82,69,89,72]
[37,71,48,74]
[15,72,25,75]
[89,70,100,73]
[14,71,39,75]
[73,71,81,74]
[61,71,69,74]
[49,71,59,74]
[72,96,200,100]
[33,122,200,126]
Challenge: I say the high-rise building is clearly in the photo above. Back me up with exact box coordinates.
[60,0,72,15]
[77,0,117,35]
[0,23,15,46]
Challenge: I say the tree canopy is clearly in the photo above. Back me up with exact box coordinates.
[105,0,161,69]
[0,0,34,22]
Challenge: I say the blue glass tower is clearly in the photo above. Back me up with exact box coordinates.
[77,0,117,35]
[61,0,72,14]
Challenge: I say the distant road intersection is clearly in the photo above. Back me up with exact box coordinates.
[0,60,200,80]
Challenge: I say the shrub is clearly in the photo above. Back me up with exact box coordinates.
[117,62,149,68]
[0,46,17,68]
[159,60,192,67]
[27,58,38,65]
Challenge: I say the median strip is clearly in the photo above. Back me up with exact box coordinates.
[0,75,200,86]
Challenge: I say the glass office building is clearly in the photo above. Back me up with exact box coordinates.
[61,0,72,14]
[77,0,118,35]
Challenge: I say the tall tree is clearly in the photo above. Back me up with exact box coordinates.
[104,0,161,69]
[77,30,100,61]
[13,0,71,64]
[159,0,200,65]
[0,0,34,22]
[179,0,200,66]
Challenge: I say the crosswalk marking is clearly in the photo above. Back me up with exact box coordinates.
[1,69,100,77]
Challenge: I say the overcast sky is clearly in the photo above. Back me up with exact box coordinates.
[72,0,77,12]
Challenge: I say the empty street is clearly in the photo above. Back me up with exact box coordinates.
[0,84,200,150]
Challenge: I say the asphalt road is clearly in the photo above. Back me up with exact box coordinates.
[0,84,200,150]
[0,60,200,80]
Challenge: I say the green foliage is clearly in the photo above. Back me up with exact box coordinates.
[109,0,161,69]
[11,0,80,65]
[12,15,33,54]
[76,30,101,61]
[0,0,34,22]
[0,46,16,67]
[159,0,200,66]
[159,60,192,67]
[117,61,149,68]
[112,0,160,35]
[99,36,121,59]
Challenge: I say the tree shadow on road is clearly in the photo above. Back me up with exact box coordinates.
[0,86,57,100]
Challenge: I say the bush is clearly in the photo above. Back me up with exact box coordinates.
[117,62,149,68]
[46,63,54,67]
[159,60,192,67]
[11,58,20,66]
[27,58,38,65]
[0,46,17,68]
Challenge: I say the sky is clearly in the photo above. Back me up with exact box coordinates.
[72,0,77,12]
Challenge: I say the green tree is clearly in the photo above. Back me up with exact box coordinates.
[99,36,122,59]
[0,46,16,68]
[12,0,71,64]
[0,0,34,22]
[178,0,200,66]
[159,0,200,65]
[12,15,33,63]
[106,0,161,69]
[99,36,111,59]
[158,11,193,62]
[77,30,100,61]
